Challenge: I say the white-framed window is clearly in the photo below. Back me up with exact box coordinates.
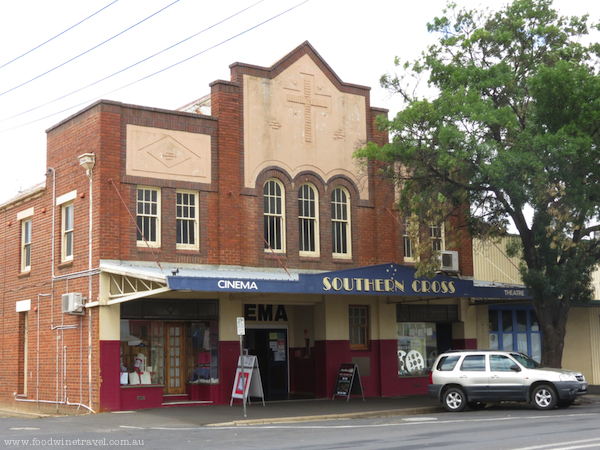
[21,218,32,272]
[137,187,161,247]
[61,202,74,261]
[263,179,285,252]
[403,218,414,262]
[430,224,445,252]
[298,183,319,257]
[176,190,199,250]
[331,187,351,258]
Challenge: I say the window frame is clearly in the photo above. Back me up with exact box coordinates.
[61,202,74,262]
[136,186,161,248]
[403,218,415,262]
[176,190,199,251]
[263,179,286,253]
[349,305,369,351]
[21,218,32,272]
[489,306,541,362]
[331,186,351,259]
[430,224,445,252]
[298,183,319,257]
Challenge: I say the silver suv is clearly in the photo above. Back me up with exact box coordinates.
[428,350,587,412]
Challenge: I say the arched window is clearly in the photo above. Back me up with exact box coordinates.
[263,179,285,252]
[298,183,319,257]
[331,187,351,258]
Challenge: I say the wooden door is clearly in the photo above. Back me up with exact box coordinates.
[166,323,186,394]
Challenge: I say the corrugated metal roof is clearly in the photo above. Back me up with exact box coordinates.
[100,260,304,281]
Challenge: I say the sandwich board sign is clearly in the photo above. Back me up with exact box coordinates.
[230,355,265,406]
[332,363,365,401]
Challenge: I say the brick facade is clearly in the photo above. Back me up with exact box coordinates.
[0,42,475,413]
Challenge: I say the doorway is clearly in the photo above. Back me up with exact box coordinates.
[165,322,186,394]
[245,328,288,400]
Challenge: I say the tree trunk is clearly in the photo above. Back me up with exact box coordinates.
[534,297,570,368]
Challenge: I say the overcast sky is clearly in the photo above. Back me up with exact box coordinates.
[0,0,598,205]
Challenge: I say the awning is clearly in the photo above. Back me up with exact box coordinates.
[99,261,530,302]
[164,262,531,300]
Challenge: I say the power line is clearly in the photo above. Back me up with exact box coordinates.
[0,0,310,134]
[0,0,120,70]
[0,0,181,98]
[0,0,265,124]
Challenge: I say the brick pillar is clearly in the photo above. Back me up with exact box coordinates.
[369,107,398,264]
[210,80,242,266]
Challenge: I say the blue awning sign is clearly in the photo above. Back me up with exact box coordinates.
[165,263,530,300]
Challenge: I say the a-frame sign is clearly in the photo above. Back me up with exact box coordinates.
[332,363,365,401]
[230,355,265,406]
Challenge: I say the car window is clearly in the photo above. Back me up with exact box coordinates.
[490,355,515,371]
[510,353,541,369]
[437,355,460,371]
[460,355,486,371]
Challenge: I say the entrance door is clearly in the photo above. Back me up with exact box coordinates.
[166,323,186,394]
[246,328,288,400]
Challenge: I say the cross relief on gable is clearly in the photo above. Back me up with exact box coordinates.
[283,73,331,144]
[242,53,368,199]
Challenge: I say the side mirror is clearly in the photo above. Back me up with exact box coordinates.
[510,365,521,372]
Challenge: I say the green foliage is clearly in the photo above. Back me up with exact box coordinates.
[355,0,600,364]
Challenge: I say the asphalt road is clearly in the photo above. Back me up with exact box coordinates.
[3,402,600,449]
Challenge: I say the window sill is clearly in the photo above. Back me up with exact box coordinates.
[349,346,370,352]
[265,253,287,260]
[176,248,200,254]
[299,255,321,262]
[18,271,31,279]
[332,258,354,264]
[58,261,73,269]
[137,246,162,253]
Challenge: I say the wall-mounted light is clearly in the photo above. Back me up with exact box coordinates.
[78,153,95,178]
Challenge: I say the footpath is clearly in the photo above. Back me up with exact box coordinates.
[2,393,599,426]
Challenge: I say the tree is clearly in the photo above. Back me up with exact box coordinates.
[356,0,600,367]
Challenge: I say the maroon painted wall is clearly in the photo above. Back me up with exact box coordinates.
[99,340,121,411]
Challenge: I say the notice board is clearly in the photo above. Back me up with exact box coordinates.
[332,363,365,401]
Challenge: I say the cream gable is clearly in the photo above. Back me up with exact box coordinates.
[243,54,368,199]
[126,124,211,184]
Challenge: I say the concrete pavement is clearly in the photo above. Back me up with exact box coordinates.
[0,395,443,425]
[2,393,599,426]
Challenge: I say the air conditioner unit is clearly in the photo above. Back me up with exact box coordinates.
[62,293,84,315]
[440,250,459,273]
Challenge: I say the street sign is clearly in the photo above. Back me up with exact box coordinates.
[237,317,245,336]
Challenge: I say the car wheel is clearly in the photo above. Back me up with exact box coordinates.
[468,401,486,410]
[443,387,467,412]
[532,384,557,410]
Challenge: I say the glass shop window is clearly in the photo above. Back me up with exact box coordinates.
[397,322,437,377]
[120,320,165,386]
[120,320,220,386]
[187,321,219,384]
[489,307,541,363]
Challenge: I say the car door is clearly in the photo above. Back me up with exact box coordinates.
[487,354,527,401]
[458,354,489,400]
